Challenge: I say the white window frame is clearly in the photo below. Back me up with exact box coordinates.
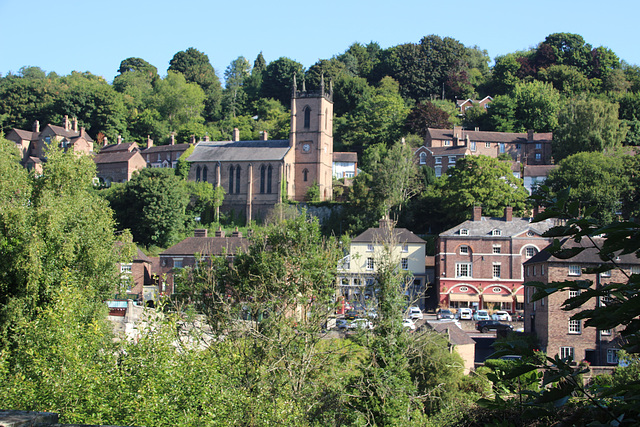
[448,156,456,164]
[470,141,476,151]
[173,258,183,269]
[435,166,442,177]
[485,142,491,148]
[366,244,374,252]
[492,229,502,236]
[607,348,620,364]
[401,258,409,270]
[499,143,506,153]
[569,289,581,298]
[456,263,472,278]
[632,266,640,275]
[460,228,469,236]
[569,319,582,334]
[459,245,469,254]
[366,257,374,270]
[419,152,426,165]
[492,263,501,278]
[435,156,442,164]
[402,244,409,253]
[492,245,501,254]
[568,265,582,276]
[443,140,451,146]
[560,346,574,361]
[525,247,537,258]
[600,329,612,336]
[600,270,611,278]
[120,263,132,273]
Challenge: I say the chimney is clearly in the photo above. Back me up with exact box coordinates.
[33,120,40,133]
[80,127,86,138]
[527,129,534,142]
[465,134,470,147]
[117,135,122,145]
[378,217,393,229]
[453,125,463,140]
[170,134,175,145]
[147,135,153,148]
[475,127,479,132]
[214,226,225,237]
[233,128,240,141]
[231,227,242,238]
[194,229,208,237]
[190,135,196,144]
[103,136,109,146]
[204,134,210,142]
[504,206,513,222]
[63,115,70,131]
[472,206,482,221]
[261,130,268,141]
[73,117,78,133]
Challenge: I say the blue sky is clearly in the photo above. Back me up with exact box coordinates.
[1,0,638,84]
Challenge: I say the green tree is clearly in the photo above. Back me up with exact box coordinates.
[154,71,206,131]
[104,168,189,248]
[405,101,453,136]
[552,98,627,161]
[260,57,304,107]
[542,32,593,72]
[222,56,251,118]
[116,57,158,77]
[0,72,61,133]
[168,47,223,121]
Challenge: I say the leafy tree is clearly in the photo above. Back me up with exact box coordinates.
[252,98,290,139]
[260,57,304,107]
[116,57,158,77]
[405,101,453,136]
[104,168,189,248]
[542,32,593,72]
[244,52,266,107]
[435,155,529,226]
[154,71,206,131]
[168,47,223,121]
[222,56,251,118]
[0,72,61,133]
[332,75,373,117]
[490,53,524,95]
[552,98,627,161]
[537,64,593,95]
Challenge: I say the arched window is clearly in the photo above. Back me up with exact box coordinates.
[260,165,266,194]
[267,165,273,194]
[419,152,427,165]
[196,165,201,182]
[202,166,208,182]
[303,168,309,182]
[235,165,241,194]
[229,165,234,194]
[304,106,311,129]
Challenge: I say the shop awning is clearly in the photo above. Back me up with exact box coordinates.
[448,293,480,302]
[515,294,524,303]
[482,294,514,303]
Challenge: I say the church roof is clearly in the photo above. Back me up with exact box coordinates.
[187,140,291,163]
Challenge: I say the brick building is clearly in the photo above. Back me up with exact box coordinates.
[523,238,638,365]
[436,207,555,313]
[93,141,146,185]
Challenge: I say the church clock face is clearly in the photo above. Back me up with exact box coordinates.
[302,143,311,153]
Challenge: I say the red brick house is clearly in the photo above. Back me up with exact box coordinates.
[436,207,555,313]
[420,126,553,176]
[523,238,638,365]
[94,141,146,185]
[158,228,249,294]
[141,134,192,169]
[456,96,493,113]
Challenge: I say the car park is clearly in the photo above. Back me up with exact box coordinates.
[402,318,416,330]
[475,320,513,333]
[408,306,424,320]
[473,310,491,321]
[436,309,454,320]
[457,308,473,320]
[492,310,512,322]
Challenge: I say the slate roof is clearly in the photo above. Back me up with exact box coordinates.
[100,142,139,153]
[440,216,555,238]
[333,152,357,162]
[428,128,552,144]
[94,150,141,164]
[45,124,95,142]
[187,140,291,163]
[161,236,249,257]
[142,143,191,154]
[524,238,640,266]
[425,321,476,346]
[9,129,39,141]
[523,164,557,177]
[426,146,470,156]
[352,226,427,245]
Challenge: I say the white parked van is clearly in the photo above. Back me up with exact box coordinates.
[457,308,473,320]
[408,306,424,320]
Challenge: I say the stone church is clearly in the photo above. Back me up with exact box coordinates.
[187,78,334,222]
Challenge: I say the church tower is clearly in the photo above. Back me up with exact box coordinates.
[289,75,333,202]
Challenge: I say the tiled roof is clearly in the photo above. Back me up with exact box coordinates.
[428,128,552,144]
[352,226,426,245]
[161,236,249,257]
[45,124,95,142]
[426,146,470,156]
[425,321,476,346]
[100,142,138,153]
[188,140,291,163]
[525,238,640,265]
[10,129,39,141]
[333,152,357,162]
[523,165,557,177]
[142,143,191,154]
[94,151,141,164]
[440,216,555,238]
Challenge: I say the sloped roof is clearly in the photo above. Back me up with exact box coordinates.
[9,128,39,141]
[142,143,191,154]
[352,226,426,245]
[333,152,357,162]
[428,128,552,144]
[440,216,555,238]
[188,140,291,163]
[161,236,249,257]
[426,146,470,156]
[425,321,476,346]
[44,124,95,142]
[100,142,139,153]
[523,164,557,177]
[525,238,640,266]
[94,150,142,164]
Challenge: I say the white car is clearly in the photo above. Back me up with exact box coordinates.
[353,318,374,330]
[402,318,416,330]
[408,306,424,320]
[457,308,473,320]
[492,311,512,322]
[473,310,491,321]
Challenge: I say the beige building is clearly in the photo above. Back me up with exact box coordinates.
[187,79,334,223]
[337,219,428,310]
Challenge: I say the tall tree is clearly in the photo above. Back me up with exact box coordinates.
[153,71,206,131]
[405,101,453,136]
[552,98,627,161]
[260,57,304,107]
[222,56,251,118]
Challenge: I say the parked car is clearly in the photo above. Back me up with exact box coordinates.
[475,320,513,333]
[457,308,473,320]
[515,311,524,322]
[353,318,374,330]
[344,310,359,320]
[473,310,491,321]
[408,306,424,320]
[402,318,416,330]
[436,309,454,320]
[492,310,512,322]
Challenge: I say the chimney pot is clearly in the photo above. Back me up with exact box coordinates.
[233,128,240,141]
[64,115,70,131]
[33,120,40,133]
[73,117,78,133]
[103,136,109,146]
[170,134,175,145]
[262,130,268,141]
[215,226,225,237]
[147,135,153,148]
[117,135,122,145]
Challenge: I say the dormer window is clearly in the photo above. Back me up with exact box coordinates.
[491,229,502,236]
[443,140,451,146]
[460,229,469,236]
